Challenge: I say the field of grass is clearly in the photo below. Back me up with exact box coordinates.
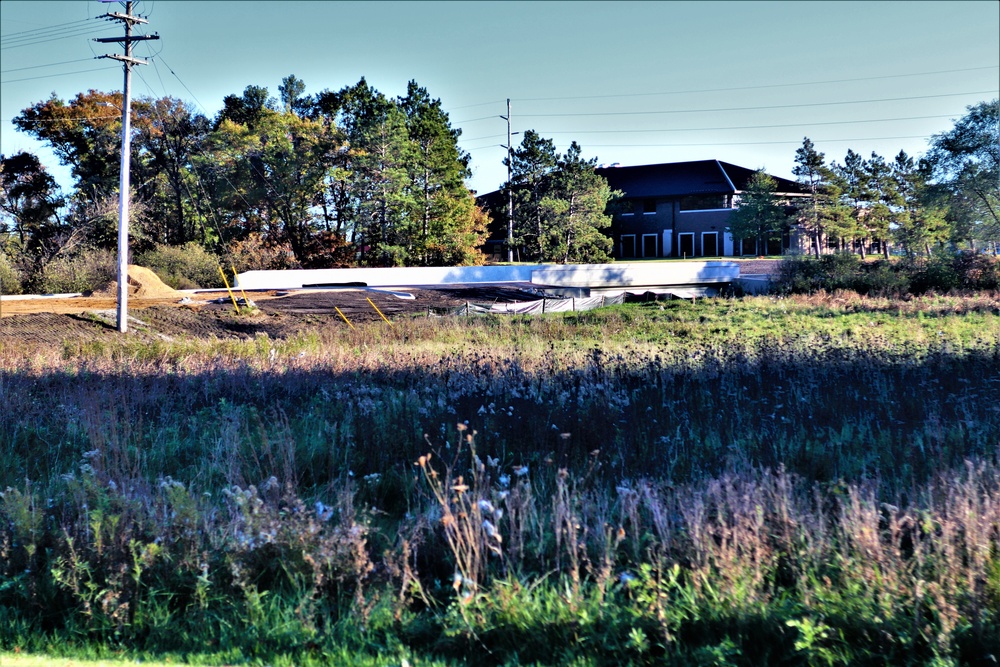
[2,292,999,666]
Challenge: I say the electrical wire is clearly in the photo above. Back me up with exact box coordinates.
[3,114,122,123]
[1,65,120,84]
[444,65,999,115]
[0,58,96,74]
[583,135,935,148]
[155,54,209,116]
[517,66,1000,103]
[531,113,968,135]
[1,24,116,50]
[0,20,98,45]
[132,66,233,252]
[508,90,1000,119]
[458,113,967,143]
[466,135,937,152]
[452,90,997,124]
[1,17,93,39]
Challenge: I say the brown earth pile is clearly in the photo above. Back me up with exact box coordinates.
[88,265,180,298]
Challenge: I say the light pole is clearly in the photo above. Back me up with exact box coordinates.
[499,99,518,263]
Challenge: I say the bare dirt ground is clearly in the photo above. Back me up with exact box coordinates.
[0,286,546,345]
[1,260,778,346]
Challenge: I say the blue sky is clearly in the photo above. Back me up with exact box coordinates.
[2,1,998,196]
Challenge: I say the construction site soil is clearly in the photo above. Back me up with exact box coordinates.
[0,286,551,346]
[1,260,780,346]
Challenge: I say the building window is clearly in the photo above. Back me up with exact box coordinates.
[643,199,657,214]
[679,194,727,211]
[619,200,635,216]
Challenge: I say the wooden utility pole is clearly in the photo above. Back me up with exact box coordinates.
[95,2,158,332]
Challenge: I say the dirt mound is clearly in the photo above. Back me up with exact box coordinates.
[87,265,180,298]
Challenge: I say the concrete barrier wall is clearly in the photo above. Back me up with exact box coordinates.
[235,262,739,290]
[531,262,737,287]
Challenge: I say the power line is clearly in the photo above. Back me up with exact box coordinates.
[0,25,99,46]
[2,114,121,123]
[1,65,120,84]
[516,90,999,119]
[132,65,232,253]
[0,57,97,73]
[467,134,941,154]
[445,99,505,112]
[156,54,209,115]
[517,66,1000,103]
[453,114,501,124]
[445,66,999,116]
[1,24,116,50]
[532,113,968,135]
[569,135,937,149]
[461,134,506,143]
[459,113,966,143]
[0,17,93,39]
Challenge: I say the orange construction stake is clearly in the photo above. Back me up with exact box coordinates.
[217,266,241,314]
[335,306,356,329]
[366,296,393,326]
[231,264,250,305]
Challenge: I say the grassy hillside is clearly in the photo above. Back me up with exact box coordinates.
[2,293,998,666]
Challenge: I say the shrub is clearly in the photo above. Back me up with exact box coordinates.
[137,242,223,289]
[954,250,1000,290]
[910,251,961,294]
[228,233,301,272]
[855,259,910,296]
[0,250,24,295]
[299,230,354,269]
[817,251,862,291]
[775,251,1000,296]
[37,248,116,294]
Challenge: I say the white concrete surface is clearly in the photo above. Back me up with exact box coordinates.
[0,292,84,301]
[235,262,740,290]
[530,262,737,287]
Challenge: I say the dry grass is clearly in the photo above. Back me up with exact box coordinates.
[1,293,998,664]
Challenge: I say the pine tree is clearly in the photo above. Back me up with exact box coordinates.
[792,137,837,257]
[541,143,615,263]
[727,170,788,255]
[891,151,950,258]
[508,130,559,261]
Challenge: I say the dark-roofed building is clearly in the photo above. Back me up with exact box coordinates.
[478,159,806,261]
[596,160,805,259]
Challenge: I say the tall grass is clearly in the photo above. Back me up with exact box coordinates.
[1,294,998,665]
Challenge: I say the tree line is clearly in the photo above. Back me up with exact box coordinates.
[0,74,622,292]
[0,77,498,291]
[731,99,999,259]
[1,83,995,293]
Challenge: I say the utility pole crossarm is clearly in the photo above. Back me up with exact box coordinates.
[94,34,159,43]
[99,54,149,66]
[103,12,148,24]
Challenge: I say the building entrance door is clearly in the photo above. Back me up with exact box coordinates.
[702,232,718,256]
[678,233,694,258]
[642,234,658,258]
[620,234,636,258]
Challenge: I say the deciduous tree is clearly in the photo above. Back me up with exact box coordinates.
[925,99,999,250]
